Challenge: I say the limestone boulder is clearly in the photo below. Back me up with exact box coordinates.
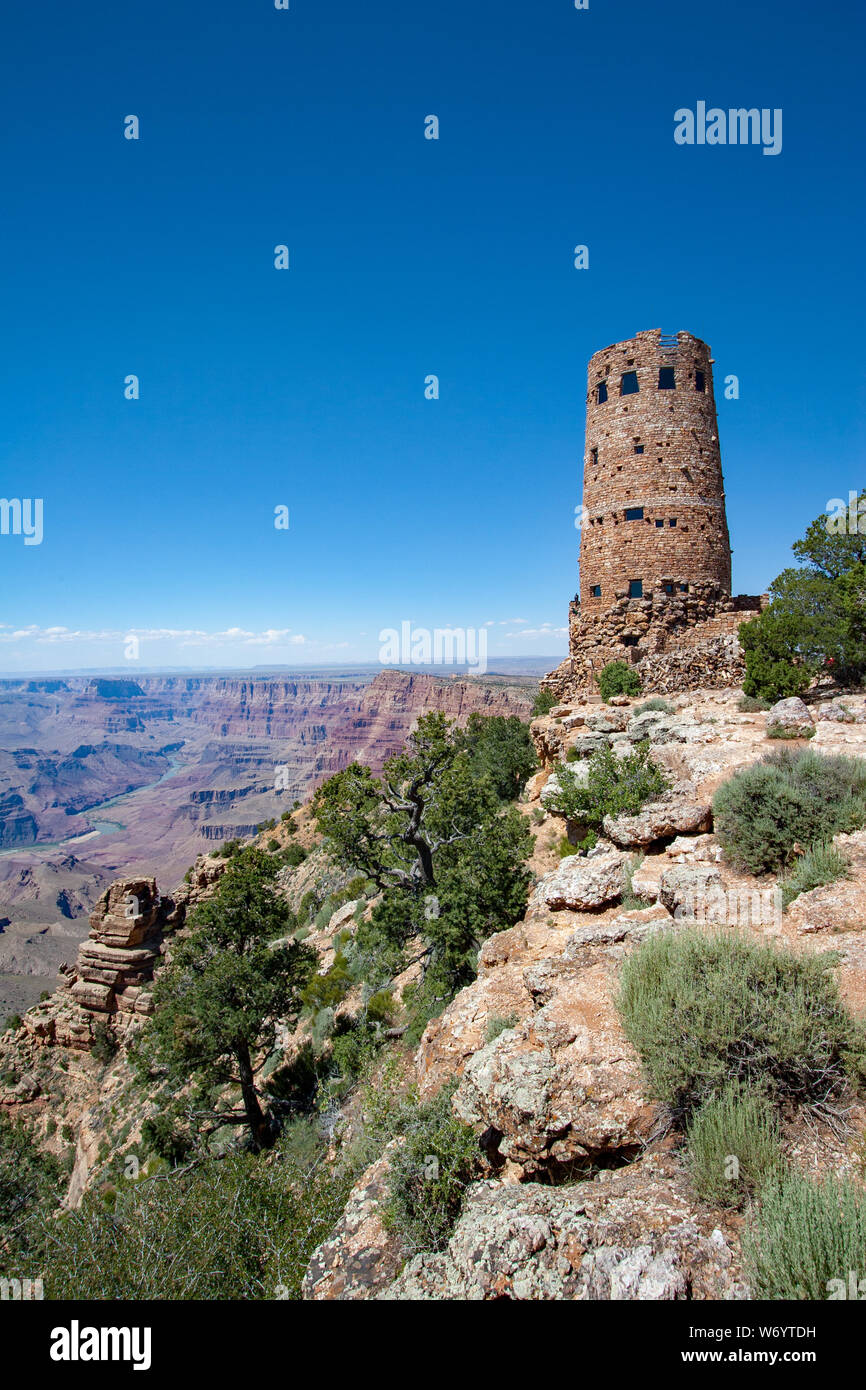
[603,782,712,848]
[530,850,627,913]
[767,697,814,734]
[814,701,855,723]
[658,863,723,918]
[380,1155,746,1301]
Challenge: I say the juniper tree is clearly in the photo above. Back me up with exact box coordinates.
[135,848,315,1151]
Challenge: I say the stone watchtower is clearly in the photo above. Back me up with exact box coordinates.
[545,329,762,693]
[580,330,731,607]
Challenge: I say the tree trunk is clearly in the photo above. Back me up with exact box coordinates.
[411,834,436,887]
[235,1042,273,1151]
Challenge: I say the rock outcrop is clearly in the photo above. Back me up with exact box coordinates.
[530,849,627,912]
[380,1155,746,1300]
[21,875,185,1051]
[603,783,712,848]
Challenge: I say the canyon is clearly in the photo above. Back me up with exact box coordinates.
[0,667,535,1018]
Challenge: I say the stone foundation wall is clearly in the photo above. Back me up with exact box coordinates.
[548,587,765,695]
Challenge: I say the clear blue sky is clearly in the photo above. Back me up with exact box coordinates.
[1,0,863,672]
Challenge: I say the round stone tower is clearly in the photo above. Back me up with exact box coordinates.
[579,328,731,610]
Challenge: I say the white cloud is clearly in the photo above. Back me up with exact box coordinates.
[504,625,567,640]
[0,624,309,648]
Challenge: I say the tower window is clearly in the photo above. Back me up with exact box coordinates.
[662,582,675,595]
[679,583,688,592]
[628,579,643,598]
[634,444,644,455]
[596,381,608,404]
[658,367,676,389]
[695,370,706,392]
[655,519,664,528]
[669,518,677,527]
[620,371,639,395]
[590,447,598,465]
[622,635,639,647]
[625,507,644,521]
[590,584,601,598]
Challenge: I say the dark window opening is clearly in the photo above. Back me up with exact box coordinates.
[669,518,677,527]
[625,507,644,521]
[658,367,676,390]
[590,584,601,598]
[620,371,639,395]
[634,444,644,454]
[663,582,675,595]
[695,370,706,392]
[590,447,598,465]
[622,634,639,647]
[628,579,643,598]
[655,519,664,528]
[596,381,608,404]
[679,583,688,592]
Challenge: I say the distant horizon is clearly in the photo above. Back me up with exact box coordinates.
[0,656,560,680]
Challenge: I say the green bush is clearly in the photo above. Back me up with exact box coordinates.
[281,843,308,868]
[365,988,395,1025]
[531,689,558,718]
[91,1021,118,1066]
[635,698,674,715]
[3,1015,22,1033]
[546,743,666,831]
[0,1110,63,1261]
[713,749,866,873]
[41,1145,353,1301]
[485,1013,518,1044]
[779,842,852,908]
[140,1113,193,1165]
[767,723,815,740]
[687,1082,782,1206]
[738,694,771,712]
[457,713,537,802]
[743,1169,866,1300]
[301,950,354,1012]
[618,928,866,1122]
[739,610,812,703]
[600,664,639,706]
[217,838,243,859]
[385,1085,481,1254]
[598,661,642,702]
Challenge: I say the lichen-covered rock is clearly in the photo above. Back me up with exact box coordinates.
[767,696,814,734]
[531,850,626,912]
[379,1156,747,1301]
[658,863,723,918]
[451,948,655,1172]
[603,783,712,848]
[302,1145,406,1301]
[813,701,855,723]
